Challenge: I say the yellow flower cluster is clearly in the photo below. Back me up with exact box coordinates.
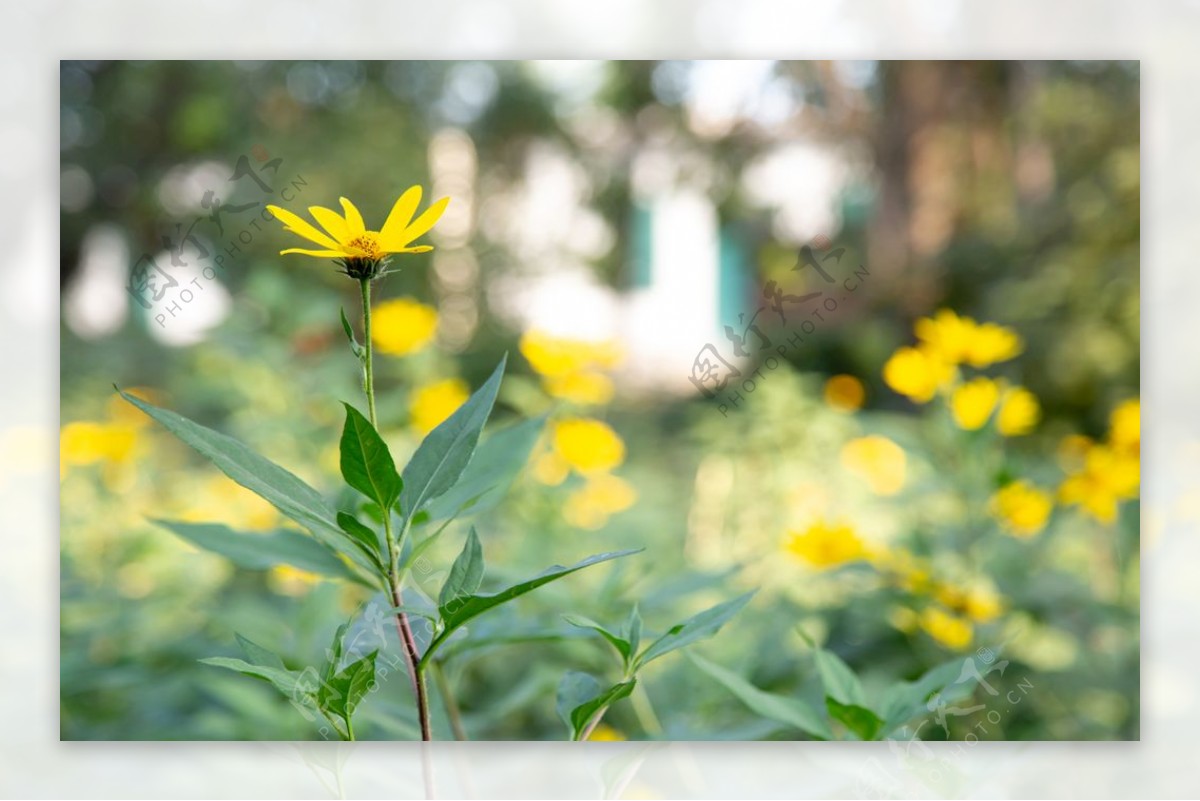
[783,521,871,569]
[989,480,1054,538]
[519,330,636,531]
[874,547,1006,649]
[539,417,636,530]
[884,309,1040,436]
[372,297,439,357]
[519,330,623,405]
[409,378,470,435]
[1058,399,1140,524]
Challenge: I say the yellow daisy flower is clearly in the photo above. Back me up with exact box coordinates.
[989,480,1053,537]
[552,418,626,474]
[371,297,439,357]
[824,374,866,412]
[996,386,1041,436]
[919,606,973,650]
[267,187,448,277]
[950,377,1000,431]
[783,521,870,569]
[883,346,956,403]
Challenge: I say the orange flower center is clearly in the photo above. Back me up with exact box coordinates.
[346,233,384,260]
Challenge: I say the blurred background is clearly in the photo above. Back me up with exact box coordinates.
[59,60,1139,741]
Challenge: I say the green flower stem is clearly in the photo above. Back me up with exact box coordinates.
[430,660,469,741]
[359,278,433,743]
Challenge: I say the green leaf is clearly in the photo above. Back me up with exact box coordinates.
[339,403,402,510]
[423,548,641,666]
[119,390,373,575]
[156,520,367,585]
[400,356,507,521]
[826,696,884,740]
[563,615,631,664]
[555,671,637,740]
[801,631,868,708]
[634,592,755,668]
[321,650,378,722]
[438,527,484,608]
[199,656,307,702]
[689,653,832,740]
[878,658,982,736]
[340,307,366,360]
[235,634,287,671]
[336,512,386,572]
[624,605,642,659]
[422,415,546,522]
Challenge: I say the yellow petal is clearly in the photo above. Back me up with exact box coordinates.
[307,205,351,244]
[394,196,449,248]
[339,197,366,236]
[267,205,341,250]
[379,186,423,246]
[389,245,434,254]
[280,247,346,257]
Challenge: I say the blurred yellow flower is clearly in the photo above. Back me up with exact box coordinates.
[783,521,869,569]
[919,606,973,650]
[267,564,322,596]
[950,377,1000,430]
[989,480,1053,537]
[587,723,627,741]
[1058,443,1139,524]
[519,331,623,378]
[410,378,469,435]
[553,418,626,475]
[840,435,907,495]
[824,374,865,412]
[563,474,638,530]
[1057,434,1094,470]
[883,346,955,403]
[915,309,1022,368]
[544,371,615,405]
[963,322,1023,367]
[1109,398,1140,454]
[371,297,439,357]
[60,421,139,475]
[268,187,447,262]
[963,586,1004,623]
[532,451,570,486]
[996,386,1041,436]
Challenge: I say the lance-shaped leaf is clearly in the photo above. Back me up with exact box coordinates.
[400,356,506,521]
[689,653,832,740]
[556,671,637,740]
[563,615,632,664]
[423,415,546,522]
[422,548,642,666]
[118,389,373,575]
[438,527,484,608]
[156,519,369,586]
[201,635,312,708]
[336,512,386,573]
[634,592,755,668]
[878,656,996,737]
[810,640,869,708]
[339,403,402,510]
[320,650,378,723]
[339,307,366,360]
[826,696,884,740]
